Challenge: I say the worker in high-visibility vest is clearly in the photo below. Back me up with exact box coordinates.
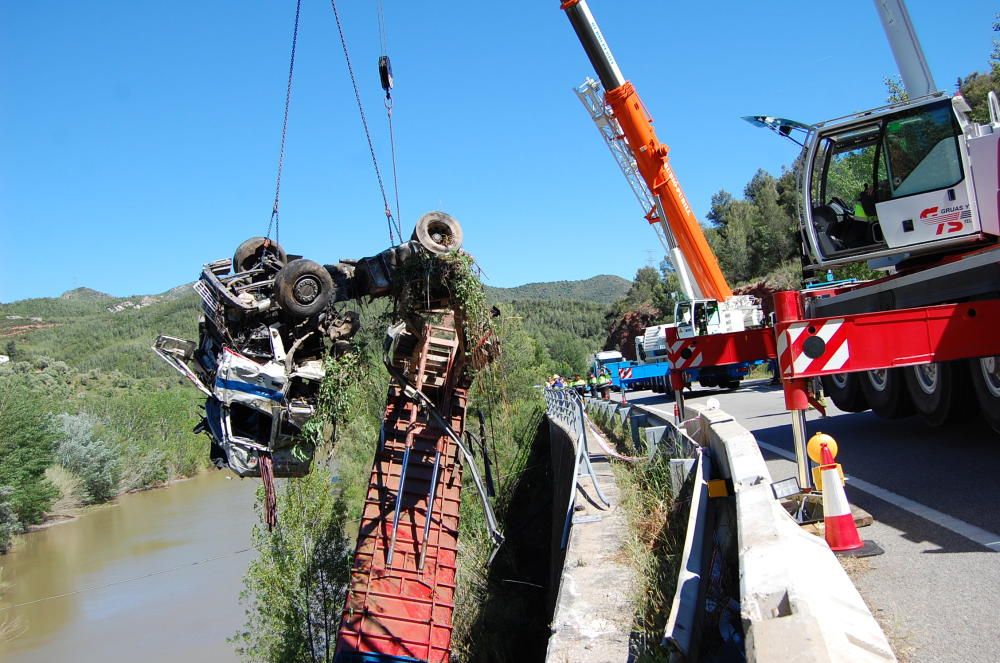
[587,371,597,397]
[596,368,612,400]
[572,375,587,396]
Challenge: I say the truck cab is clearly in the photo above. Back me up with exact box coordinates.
[591,350,625,376]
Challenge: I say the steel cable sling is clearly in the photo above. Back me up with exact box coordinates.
[265,0,303,249]
[328,0,403,244]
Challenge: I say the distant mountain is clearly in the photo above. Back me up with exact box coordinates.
[59,287,115,301]
[1,274,627,378]
[486,275,631,305]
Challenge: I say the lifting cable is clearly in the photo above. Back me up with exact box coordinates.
[329,0,403,244]
[265,0,304,248]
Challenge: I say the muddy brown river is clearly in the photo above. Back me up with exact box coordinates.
[0,471,260,662]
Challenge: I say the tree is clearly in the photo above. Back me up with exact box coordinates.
[884,75,909,103]
[745,169,797,273]
[612,267,668,319]
[0,382,57,526]
[55,413,121,504]
[0,487,20,554]
[234,468,353,663]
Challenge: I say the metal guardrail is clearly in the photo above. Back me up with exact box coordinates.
[589,400,712,662]
[542,388,611,548]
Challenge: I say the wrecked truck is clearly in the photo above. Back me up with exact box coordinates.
[153,212,463,479]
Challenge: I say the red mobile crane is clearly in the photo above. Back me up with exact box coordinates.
[561,0,773,398]
[562,0,1000,497]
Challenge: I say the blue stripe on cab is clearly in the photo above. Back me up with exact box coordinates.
[214,378,284,402]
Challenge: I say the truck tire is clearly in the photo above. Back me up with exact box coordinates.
[904,361,975,427]
[968,355,1000,434]
[722,379,740,391]
[412,212,463,254]
[233,237,287,273]
[859,368,914,419]
[820,373,869,413]
[274,259,334,318]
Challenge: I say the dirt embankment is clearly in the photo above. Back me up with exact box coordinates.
[0,322,59,338]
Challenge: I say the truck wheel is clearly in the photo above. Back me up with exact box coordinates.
[412,212,463,254]
[233,237,287,273]
[968,356,1000,434]
[859,368,914,419]
[905,361,974,427]
[274,259,334,318]
[821,373,869,413]
[723,379,740,391]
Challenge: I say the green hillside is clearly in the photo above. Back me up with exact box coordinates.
[1,288,201,379]
[486,274,630,305]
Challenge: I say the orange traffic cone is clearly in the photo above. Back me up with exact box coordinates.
[819,442,882,557]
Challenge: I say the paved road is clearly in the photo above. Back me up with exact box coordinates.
[626,381,1000,663]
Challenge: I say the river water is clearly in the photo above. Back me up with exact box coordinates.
[0,471,260,662]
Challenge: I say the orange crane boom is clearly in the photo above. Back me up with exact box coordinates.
[561,0,732,301]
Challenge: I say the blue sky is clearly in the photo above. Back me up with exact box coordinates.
[1,0,996,302]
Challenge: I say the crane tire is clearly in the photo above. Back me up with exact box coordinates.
[821,373,869,413]
[859,368,914,419]
[968,356,1000,434]
[904,361,975,428]
[412,212,463,254]
[274,259,334,318]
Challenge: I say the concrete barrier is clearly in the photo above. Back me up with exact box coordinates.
[660,402,896,663]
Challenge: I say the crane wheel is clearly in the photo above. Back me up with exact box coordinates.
[859,368,914,419]
[233,237,287,273]
[821,373,869,413]
[412,212,463,254]
[274,259,334,318]
[968,356,1000,434]
[904,361,976,428]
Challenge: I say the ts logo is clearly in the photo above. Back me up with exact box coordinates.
[920,206,965,235]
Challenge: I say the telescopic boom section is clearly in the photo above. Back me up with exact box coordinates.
[561,0,732,301]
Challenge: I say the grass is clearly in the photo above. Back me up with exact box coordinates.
[44,464,83,512]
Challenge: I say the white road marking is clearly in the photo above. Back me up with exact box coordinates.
[756,441,1000,551]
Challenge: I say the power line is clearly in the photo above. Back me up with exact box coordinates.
[0,547,252,612]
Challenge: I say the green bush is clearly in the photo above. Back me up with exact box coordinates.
[55,413,121,504]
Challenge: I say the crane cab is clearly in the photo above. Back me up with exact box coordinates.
[800,93,1000,270]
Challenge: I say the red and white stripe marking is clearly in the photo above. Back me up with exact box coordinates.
[776,318,850,377]
[665,339,702,369]
[618,367,633,380]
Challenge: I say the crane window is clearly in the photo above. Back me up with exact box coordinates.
[882,101,962,199]
[820,124,880,207]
